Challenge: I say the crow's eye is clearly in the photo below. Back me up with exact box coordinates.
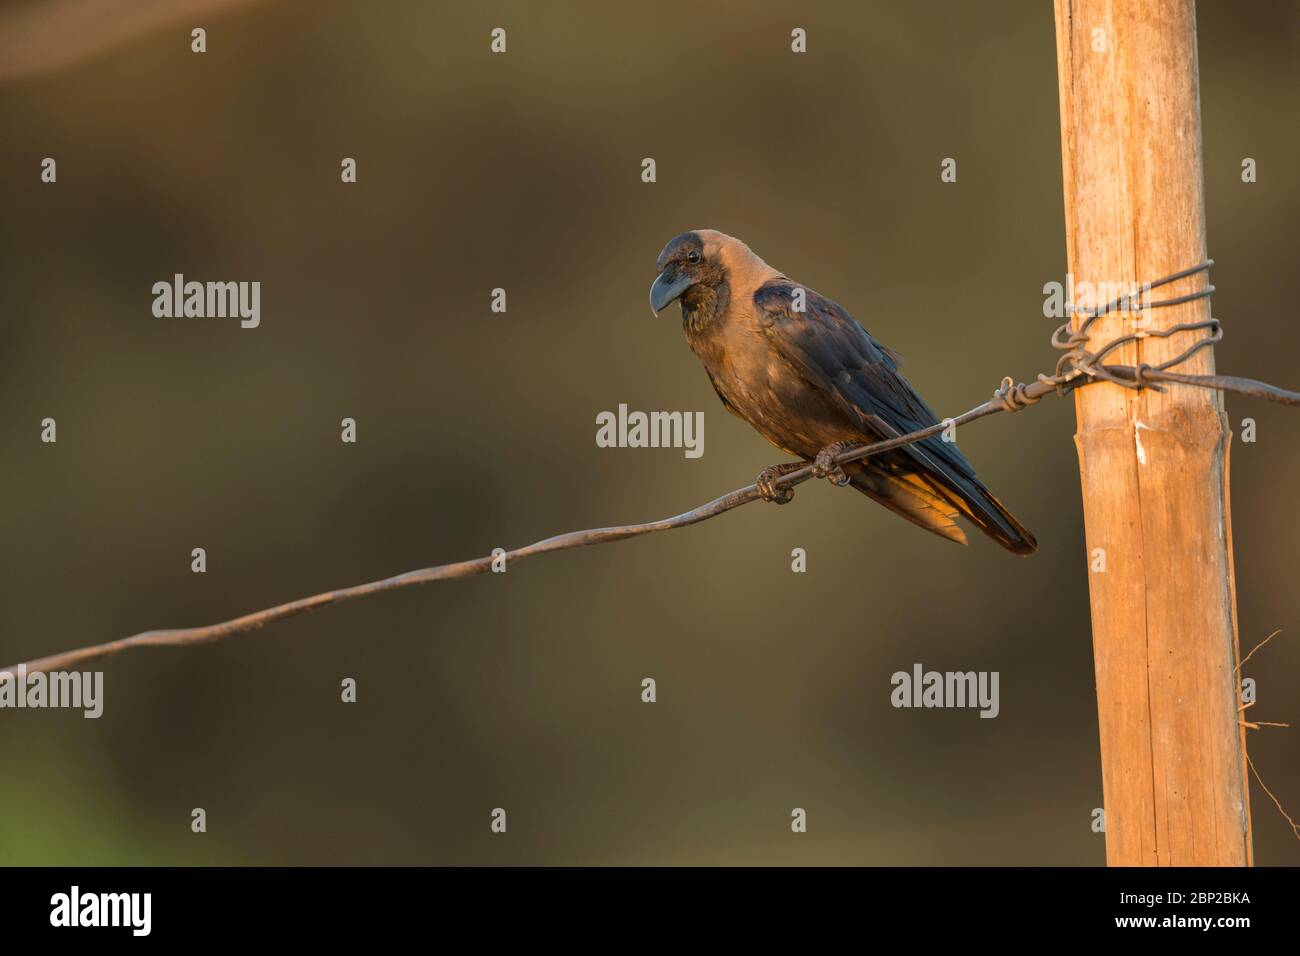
[687,251,701,264]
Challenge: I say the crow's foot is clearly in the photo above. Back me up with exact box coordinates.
[812,441,864,486]
[755,462,801,504]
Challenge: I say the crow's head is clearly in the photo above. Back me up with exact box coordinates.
[650,230,731,315]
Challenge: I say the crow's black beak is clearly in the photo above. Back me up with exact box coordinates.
[649,269,694,315]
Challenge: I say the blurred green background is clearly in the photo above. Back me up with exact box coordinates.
[1,0,1297,865]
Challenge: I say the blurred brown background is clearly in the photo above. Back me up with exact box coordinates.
[1,0,1297,865]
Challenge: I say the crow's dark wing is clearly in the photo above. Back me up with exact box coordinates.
[752,280,1036,554]
[752,280,974,476]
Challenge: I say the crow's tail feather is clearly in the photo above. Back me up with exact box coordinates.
[846,460,1037,556]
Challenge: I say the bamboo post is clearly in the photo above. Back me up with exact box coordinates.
[1053,0,1252,865]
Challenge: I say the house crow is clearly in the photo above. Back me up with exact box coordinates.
[649,229,1037,555]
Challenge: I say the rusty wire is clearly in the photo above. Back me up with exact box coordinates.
[4,260,1300,676]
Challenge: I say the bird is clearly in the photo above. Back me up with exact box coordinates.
[649,229,1037,555]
